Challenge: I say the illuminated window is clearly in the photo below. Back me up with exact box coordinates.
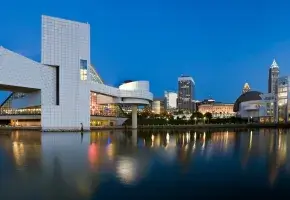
[80,59,88,80]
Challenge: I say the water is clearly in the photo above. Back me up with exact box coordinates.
[0,129,290,199]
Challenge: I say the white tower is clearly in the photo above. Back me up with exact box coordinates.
[41,15,91,130]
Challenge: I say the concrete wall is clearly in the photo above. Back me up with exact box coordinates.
[0,46,56,118]
[41,15,91,131]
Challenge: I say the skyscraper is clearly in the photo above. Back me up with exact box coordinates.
[177,75,195,112]
[268,59,279,123]
[268,59,279,94]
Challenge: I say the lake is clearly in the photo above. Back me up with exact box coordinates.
[0,129,290,199]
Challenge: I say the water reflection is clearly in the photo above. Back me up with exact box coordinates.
[0,129,290,199]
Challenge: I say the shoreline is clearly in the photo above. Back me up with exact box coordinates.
[0,123,290,132]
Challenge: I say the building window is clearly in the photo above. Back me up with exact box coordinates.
[80,59,88,80]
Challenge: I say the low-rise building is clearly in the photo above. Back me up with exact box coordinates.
[234,91,275,122]
[198,103,235,118]
[152,98,165,114]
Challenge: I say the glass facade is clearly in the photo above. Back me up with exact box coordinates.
[89,65,103,84]
[0,107,41,115]
[90,92,125,117]
[278,76,290,122]
[0,92,125,118]
[0,92,40,115]
[80,59,88,80]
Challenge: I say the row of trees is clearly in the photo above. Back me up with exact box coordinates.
[124,111,248,125]
[137,111,212,120]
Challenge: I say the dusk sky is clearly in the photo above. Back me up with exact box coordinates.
[1,0,290,103]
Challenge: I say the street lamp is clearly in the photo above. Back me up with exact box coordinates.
[194,117,197,125]
[203,117,206,124]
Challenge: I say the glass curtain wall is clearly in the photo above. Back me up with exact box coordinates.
[90,92,125,117]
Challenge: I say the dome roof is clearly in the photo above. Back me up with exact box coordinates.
[233,91,263,112]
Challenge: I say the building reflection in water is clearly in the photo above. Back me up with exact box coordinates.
[237,129,289,185]
[2,129,290,198]
[116,156,138,185]
[0,131,42,171]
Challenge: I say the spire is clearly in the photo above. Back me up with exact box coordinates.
[271,59,279,68]
[242,82,250,94]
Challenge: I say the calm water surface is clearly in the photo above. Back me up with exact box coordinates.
[0,129,290,199]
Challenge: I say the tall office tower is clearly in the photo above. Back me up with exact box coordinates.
[177,75,195,112]
[242,83,251,94]
[41,15,91,129]
[268,59,279,94]
[268,59,279,122]
[164,91,177,110]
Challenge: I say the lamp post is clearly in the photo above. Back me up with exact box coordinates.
[194,117,197,125]
[203,117,206,124]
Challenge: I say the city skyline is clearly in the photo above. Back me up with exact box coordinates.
[1,0,290,102]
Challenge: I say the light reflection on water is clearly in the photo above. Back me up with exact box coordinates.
[0,129,290,199]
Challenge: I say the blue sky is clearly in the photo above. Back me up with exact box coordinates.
[1,0,290,103]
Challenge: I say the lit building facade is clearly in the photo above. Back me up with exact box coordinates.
[198,103,235,118]
[164,91,177,111]
[152,98,165,114]
[0,15,153,130]
[277,76,290,122]
[177,75,195,112]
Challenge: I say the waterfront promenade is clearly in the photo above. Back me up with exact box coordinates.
[1,123,290,132]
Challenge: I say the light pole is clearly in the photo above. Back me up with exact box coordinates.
[203,117,206,124]
[194,117,197,125]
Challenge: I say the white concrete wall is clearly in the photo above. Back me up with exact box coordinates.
[239,100,269,118]
[0,47,54,91]
[89,81,152,104]
[0,47,56,110]
[41,15,91,130]
[119,81,149,91]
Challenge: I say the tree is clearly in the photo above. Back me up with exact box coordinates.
[191,112,204,119]
[177,110,184,114]
[204,112,213,122]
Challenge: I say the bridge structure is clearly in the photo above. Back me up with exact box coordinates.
[0,15,153,131]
